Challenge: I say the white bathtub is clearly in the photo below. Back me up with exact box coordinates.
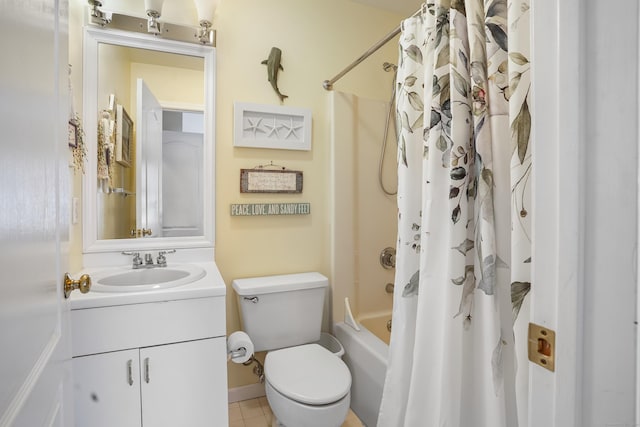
[334,313,390,427]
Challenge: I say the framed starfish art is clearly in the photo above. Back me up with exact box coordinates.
[233,102,312,151]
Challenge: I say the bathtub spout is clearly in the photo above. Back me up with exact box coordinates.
[344,297,361,332]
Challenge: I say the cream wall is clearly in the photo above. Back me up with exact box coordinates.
[96,43,135,239]
[69,0,404,390]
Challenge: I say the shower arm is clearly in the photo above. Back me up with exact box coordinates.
[322,4,425,91]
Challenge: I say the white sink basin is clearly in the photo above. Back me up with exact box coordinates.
[91,264,206,293]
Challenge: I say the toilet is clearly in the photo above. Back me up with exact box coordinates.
[232,272,352,427]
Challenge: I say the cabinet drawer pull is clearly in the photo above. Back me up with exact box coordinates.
[127,359,134,386]
[144,357,150,383]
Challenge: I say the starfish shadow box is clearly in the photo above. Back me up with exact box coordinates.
[234,102,312,151]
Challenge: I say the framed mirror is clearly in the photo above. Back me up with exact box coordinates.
[82,27,215,253]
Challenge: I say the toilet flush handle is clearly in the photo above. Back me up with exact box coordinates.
[243,296,259,303]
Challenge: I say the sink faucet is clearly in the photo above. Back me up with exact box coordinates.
[144,253,154,266]
[122,250,175,269]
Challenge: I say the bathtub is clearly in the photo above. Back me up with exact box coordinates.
[334,313,390,427]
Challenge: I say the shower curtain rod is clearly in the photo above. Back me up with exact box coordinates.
[322,4,425,91]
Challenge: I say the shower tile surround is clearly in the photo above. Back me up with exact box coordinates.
[229,397,364,427]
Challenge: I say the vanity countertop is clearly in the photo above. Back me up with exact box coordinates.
[69,261,226,310]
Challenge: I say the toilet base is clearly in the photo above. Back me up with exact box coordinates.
[265,379,350,427]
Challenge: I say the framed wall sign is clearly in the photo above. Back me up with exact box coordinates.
[234,102,312,151]
[240,168,303,193]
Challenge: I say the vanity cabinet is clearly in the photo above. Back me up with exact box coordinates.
[71,294,228,427]
[73,338,226,427]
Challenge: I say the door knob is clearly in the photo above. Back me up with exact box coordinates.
[64,273,92,299]
[130,228,153,237]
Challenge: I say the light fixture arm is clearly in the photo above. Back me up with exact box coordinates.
[197,20,215,45]
[88,0,111,26]
[146,10,162,35]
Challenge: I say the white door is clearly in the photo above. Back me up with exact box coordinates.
[530,1,638,427]
[136,79,163,238]
[0,0,72,426]
[162,130,204,237]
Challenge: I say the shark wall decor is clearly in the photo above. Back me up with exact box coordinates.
[261,47,288,103]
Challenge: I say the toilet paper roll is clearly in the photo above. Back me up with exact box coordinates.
[227,331,254,364]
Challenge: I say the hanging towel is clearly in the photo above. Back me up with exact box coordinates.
[97,110,114,190]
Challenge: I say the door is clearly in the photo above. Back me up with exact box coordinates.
[162,128,204,237]
[0,0,72,426]
[73,350,142,427]
[530,1,638,427]
[140,338,228,427]
[529,2,582,426]
[136,79,163,238]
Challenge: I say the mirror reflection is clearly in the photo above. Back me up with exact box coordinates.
[96,44,205,240]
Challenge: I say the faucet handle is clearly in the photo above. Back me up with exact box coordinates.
[122,251,143,267]
[156,249,175,266]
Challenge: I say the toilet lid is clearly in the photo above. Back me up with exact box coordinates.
[265,344,351,405]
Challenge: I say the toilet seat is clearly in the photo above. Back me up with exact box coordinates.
[265,344,351,405]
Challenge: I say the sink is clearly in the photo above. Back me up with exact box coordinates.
[91,264,206,293]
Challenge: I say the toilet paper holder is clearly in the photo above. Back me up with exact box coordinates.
[227,347,247,361]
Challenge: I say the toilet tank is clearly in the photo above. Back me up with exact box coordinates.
[232,272,328,352]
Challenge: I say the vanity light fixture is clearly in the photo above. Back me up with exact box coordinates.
[86,0,219,46]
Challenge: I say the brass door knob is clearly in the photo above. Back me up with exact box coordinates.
[64,273,92,299]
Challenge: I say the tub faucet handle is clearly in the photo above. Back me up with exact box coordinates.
[380,247,396,269]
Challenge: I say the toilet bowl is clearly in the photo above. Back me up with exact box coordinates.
[232,273,353,427]
[264,344,351,427]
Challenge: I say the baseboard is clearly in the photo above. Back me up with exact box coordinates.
[228,383,266,403]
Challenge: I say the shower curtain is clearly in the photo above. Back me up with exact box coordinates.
[378,1,531,426]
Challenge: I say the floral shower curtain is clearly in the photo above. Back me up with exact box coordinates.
[378,1,531,426]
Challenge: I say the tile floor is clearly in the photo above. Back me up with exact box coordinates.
[229,397,364,427]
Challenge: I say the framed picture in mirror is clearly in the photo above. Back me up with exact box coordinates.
[115,104,133,167]
[68,120,78,148]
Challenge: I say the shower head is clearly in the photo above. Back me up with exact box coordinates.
[383,62,398,72]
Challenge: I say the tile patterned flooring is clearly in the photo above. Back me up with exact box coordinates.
[229,397,364,427]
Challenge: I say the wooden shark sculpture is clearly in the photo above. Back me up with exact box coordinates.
[261,47,288,102]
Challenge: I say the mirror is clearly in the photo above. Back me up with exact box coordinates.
[83,27,215,253]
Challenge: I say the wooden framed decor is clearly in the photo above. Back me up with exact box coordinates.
[115,104,133,167]
[68,120,79,148]
[234,102,312,151]
[240,168,303,193]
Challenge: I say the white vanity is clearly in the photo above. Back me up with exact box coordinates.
[70,261,228,427]
[74,20,223,426]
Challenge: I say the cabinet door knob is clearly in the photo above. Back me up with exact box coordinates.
[63,273,92,298]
